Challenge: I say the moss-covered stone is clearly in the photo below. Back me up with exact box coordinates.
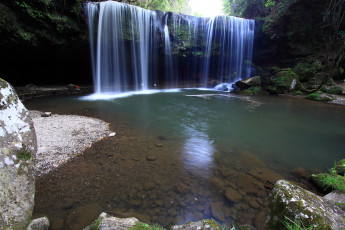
[336,159,345,176]
[274,68,298,91]
[293,59,323,81]
[306,93,335,101]
[239,86,269,96]
[0,79,37,229]
[267,180,345,230]
[325,86,343,95]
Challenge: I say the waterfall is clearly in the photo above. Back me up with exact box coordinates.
[86,1,255,94]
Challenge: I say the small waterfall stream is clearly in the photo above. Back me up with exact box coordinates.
[86,1,255,94]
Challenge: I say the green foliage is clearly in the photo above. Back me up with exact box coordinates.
[335,159,345,176]
[282,216,313,230]
[326,86,343,95]
[17,149,31,161]
[293,60,322,81]
[135,0,191,14]
[239,86,269,96]
[222,0,268,18]
[306,93,333,101]
[311,173,345,191]
[274,68,298,90]
[128,222,165,230]
[293,90,302,95]
[265,0,276,7]
[89,218,102,230]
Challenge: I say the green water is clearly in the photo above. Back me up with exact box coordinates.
[26,90,345,229]
[83,90,344,169]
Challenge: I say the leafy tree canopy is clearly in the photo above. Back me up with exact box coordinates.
[119,0,191,14]
[222,0,275,18]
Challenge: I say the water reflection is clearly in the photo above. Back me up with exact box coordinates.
[182,127,215,177]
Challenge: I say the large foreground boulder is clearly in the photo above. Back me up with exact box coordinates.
[0,78,37,229]
[267,180,345,230]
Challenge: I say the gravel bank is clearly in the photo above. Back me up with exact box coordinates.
[30,111,110,177]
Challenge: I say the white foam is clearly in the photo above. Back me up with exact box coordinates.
[79,89,182,101]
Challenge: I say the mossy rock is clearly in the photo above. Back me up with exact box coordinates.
[273,68,298,92]
[263,85,278,95]
[293,90,303,95]
[267,180,345,230]
[239,86,269,96]
[293,59,322,81]
[306,93,335,101]
[325,86,343,95]
[336,159,345,176]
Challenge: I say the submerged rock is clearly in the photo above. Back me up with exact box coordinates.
[267,180,345,230]
[27,217,50,230]
[0,78,37,229]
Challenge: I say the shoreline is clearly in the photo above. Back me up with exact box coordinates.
[31,110,111,178]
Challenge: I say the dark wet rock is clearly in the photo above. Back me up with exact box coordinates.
[235,76,261,90]
[168,208,178,216]
[236,173,266,197]
[0,79,37,230]
[249,199,260,209]
[255,210,266,230]
[146,155,157,161]
[154,200,163,206]
[290,167,306,179]
[248,167,283,190]
[219,167,237,178]
[66,203,102,230]
[27,217,50,230]
[51,218,64,230]
[210,202,226,222]
[132,157,140,161]
[176,183,189,194]
[158,135,168,140]
[171,219,221,230]
[235,152,266,169]
[210,177,225,192]
[129,199,142,206]
[225,187,243,203]
[163,198,174,208]
[267,180,345,230]
[143,182,155,190]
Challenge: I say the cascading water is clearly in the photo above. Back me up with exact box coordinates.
[86,1,255,94]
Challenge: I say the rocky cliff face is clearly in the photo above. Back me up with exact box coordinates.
[0,0,93,85]
[0,78,37,229]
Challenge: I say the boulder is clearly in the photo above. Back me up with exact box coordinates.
[273,68,298,93]
[27,217,50,230]
[84,212,139,230]
[171,219,221,230]
[235,76,261,90]
[267,180,345,230]
[324,190,345,205]
[0,78,37,229]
